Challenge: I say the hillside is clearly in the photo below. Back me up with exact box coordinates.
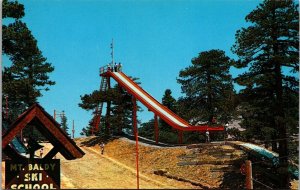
[76,136,247,189]
[2,136,298,189]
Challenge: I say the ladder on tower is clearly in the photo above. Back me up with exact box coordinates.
[91,76,108,134]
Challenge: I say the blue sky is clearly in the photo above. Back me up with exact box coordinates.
[4,0,262,137]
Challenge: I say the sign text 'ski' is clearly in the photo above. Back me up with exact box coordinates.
[5,159,60,189]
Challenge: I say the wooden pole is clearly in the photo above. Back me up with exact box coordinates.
[106,77,111,136]
[245,160,253,189]
[178,130,183,144]
[132,97,139,189]
[154,114,159,144]
[72,120,75,139]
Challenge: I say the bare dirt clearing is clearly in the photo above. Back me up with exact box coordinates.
[59,145,197,189]
[2,136,298,189]
[74,136,244,189]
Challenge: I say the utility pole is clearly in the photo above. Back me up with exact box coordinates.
[54,110,65,121]
[72,120,75,139]
[54,110,66,134]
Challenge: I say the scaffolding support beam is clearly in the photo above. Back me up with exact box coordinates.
[132,97,139,189]
[178,130,183,144]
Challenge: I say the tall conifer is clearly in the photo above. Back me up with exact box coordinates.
[232,0,299,188]
[177,49,234,124]
[3,0,55,118]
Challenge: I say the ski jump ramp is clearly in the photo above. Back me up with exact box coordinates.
[104,70,224,132]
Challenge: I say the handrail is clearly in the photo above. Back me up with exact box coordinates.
[99,63,122,75]
[99,64,111,75]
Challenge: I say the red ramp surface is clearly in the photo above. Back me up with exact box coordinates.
[105,71,224,132]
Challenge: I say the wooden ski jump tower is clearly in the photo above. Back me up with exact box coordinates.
[94,65,224,144]
[91,41,224,143]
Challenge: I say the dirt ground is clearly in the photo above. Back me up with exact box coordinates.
[74,136,249,189]
[2,139,197,189]
[2,136,299,189]
[57,145,197,189]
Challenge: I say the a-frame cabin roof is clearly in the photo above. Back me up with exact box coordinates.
[2,103,85,160]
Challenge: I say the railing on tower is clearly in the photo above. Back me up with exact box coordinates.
[100,63,122,76]
[100,66,107,75]
[100,64,112,75]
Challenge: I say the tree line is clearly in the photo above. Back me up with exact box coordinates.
[79,1,298,188]
[2,0,298,188]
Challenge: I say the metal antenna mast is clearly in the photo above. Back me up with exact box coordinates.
[111,38,114,65]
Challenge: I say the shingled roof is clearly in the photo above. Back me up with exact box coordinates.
[2,103,85,160]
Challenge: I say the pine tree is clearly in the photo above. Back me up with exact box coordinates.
[110,85,135,135]
[79,90,104,111]
[2,0,24,19]
[159,89,177,132]
[162,89,177,111]
[139,119,155,139]
[232,0,299,188]
[2,0,55,119]
[79,89,111,136]
[177,49,235,125]
[155,89,178,143]
[80,127,91,137]
[60,112,70,136]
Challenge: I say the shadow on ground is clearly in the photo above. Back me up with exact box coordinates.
[219,170,245,189]
[80,136,120,147]
[122,133,178,147]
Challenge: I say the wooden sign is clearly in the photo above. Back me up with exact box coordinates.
[5,159,60,189]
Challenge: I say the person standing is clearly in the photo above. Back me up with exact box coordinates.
[100,142,105,155]
[118,62,122,72]
[205,130,210,143]
[114,63,118,72]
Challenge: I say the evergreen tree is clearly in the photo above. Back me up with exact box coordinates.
[159,89,177,131]
[80,117,100,137]
[231,0,299,188]
[177,49,235,125]
[79,90,105,111]
[139,119,155,139]
[162,89,177,111]
[79,89,111,136]
[60,112,70,136]
[156,89,178,143]
[80,127,91,137]
[2,0,24,19]
[2,0,55,119]
[110,85,135,135]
